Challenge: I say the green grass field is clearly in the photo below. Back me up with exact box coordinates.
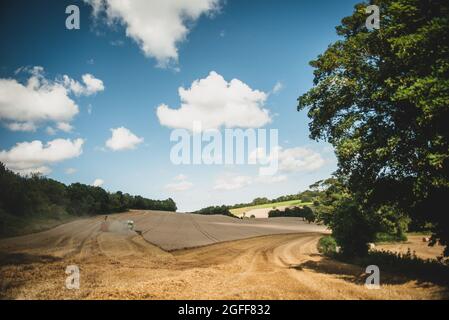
[230,200,312,217]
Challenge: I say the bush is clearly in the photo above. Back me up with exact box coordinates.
[330,199,376,257]
[317,236,338,256]
[302,206,315,223]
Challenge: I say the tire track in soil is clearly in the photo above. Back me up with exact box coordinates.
[1,212,446,300]
[189,215,220,243]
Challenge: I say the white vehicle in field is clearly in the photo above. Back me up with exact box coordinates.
[126,220,134,230]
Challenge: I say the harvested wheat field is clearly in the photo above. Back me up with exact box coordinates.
[0,210,447,300]
[376,235,445,260]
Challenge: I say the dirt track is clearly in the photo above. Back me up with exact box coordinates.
[0,211,447,299]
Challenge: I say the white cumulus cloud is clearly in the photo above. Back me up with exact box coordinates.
[105,127,144,151]
[63,73,105,96]
[157,71,271,132]
[0,138,84,175]
[277,147,325,172]
[0,67,104,131]
[81,74,105,95]
[85,0,220,67]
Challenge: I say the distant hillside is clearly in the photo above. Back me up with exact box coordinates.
[230,200,312,217]
[0,163,176,238]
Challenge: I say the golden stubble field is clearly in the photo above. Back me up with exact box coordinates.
[0,211,447,299]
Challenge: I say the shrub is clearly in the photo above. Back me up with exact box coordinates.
[330,199,376,257]
[317,236,338,256]
[302,206,315,223]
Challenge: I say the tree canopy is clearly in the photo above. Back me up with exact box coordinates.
[193,205,233,217]
[0,162,177,237]
[298,0,449,255]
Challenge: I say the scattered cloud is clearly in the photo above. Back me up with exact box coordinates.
[271,81,283,94]
[0,67,78,132]
[322,145,335,153]
[82,74,105,95]
[213,174,252,191]
[213,172,287,191]
[65,167,77,175]
[5,122,37,132]
[256,174,287,184]
[110,39,124,47]
[85,0,220,67]
[105,127,144,151]
[45,127,56,135]
[174,174,187,181]
[165,180,194,192]
[92,178,104,187]
[157,71,271,132]
[0,66,103,132]
[165,174,193,191]
[277,147,325,172]
[251,146,325,173]
[56,122,74,133]
[62,73,105,96]
[0,138,84,175]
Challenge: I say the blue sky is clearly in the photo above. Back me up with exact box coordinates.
[0,0,360,211]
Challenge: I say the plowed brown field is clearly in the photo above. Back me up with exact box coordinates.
[0,210,446,299]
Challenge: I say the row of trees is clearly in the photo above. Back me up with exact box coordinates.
[268,206,316,223]
[228,190,319,210]
[193,205,233,217]
[298,0,449,256]
[0,163,177,219]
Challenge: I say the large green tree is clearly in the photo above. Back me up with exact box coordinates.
[298,0,449,255]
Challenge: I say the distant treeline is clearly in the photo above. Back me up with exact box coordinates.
[268,206,315,223]
[228,190,318,210]
[192,190,320,217]
[0,163,177,219]
[193,205,233,217]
